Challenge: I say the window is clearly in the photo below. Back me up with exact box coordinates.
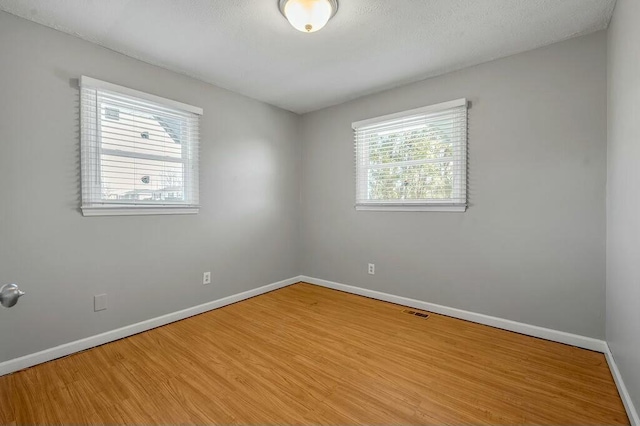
[353,99,468,212]
[80,77,202,216]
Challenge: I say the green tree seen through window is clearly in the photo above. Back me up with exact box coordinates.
[366,125,456,201]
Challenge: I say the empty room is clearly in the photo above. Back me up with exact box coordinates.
[0,0,638,424]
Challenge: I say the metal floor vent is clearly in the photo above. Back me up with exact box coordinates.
[402,309,429,319]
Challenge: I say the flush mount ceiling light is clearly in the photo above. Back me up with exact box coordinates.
[278,0,338,33]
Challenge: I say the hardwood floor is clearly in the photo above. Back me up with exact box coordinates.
[0,283,629,425]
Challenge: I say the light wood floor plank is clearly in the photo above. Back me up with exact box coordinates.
[0,282,629,424]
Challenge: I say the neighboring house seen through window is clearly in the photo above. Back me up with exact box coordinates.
[80,77,202,216]
[353,99,468,212]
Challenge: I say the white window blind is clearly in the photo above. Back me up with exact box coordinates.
[80,77,202,216]
[353,99,468,212]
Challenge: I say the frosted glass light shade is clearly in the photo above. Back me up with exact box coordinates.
[280,0,337,33]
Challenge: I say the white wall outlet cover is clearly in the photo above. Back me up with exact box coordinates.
[368,263,375,275]
[94,294,107,312]
[203,272,211,285]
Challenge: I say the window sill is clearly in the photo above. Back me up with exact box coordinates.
[355,205,466,212]
[81,206,199,217]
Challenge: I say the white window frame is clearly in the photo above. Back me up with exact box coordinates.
[353,99,468,212]
[80,76,202,217]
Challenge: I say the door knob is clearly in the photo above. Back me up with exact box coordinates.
[0,283,25,308]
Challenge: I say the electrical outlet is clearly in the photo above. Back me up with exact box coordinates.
[368,263,375,275]
[203,272,211,285]
[94,294,107,312]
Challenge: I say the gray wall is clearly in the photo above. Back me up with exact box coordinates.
[0,10,613,365]
[300,32,607,339]
[0,12,300,362]
[606,0,640,410]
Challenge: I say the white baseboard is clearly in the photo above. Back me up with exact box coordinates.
[0,276,302,377]
[605,344,639,426]
[300,276,608,353]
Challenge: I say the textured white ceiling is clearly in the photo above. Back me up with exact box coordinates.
[0,0,616,113]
